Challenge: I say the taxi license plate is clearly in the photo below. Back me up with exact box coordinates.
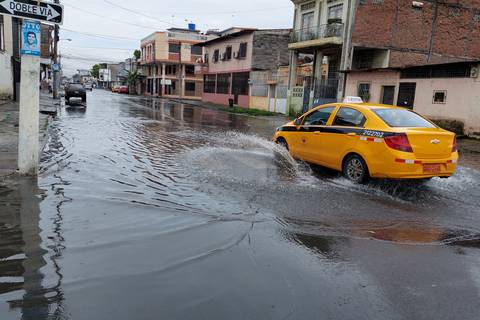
[423,164,441,173]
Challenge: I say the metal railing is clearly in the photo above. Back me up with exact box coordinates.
[290,23,344,43]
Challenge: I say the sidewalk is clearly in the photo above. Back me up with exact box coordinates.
[165,97,291,120]
[0,91,59,177]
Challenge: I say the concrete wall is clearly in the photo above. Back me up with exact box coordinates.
[251,30,290,71]
[204,33,254,74]
[155,33,169,61]
[351,0,480,67]
[0,16,13,99]
[345,70,480,135]
[250,96,269,111]
[203,92,250,108]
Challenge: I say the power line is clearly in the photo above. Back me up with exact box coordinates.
[102,0,182,28]
[63,3,162,30]
[62,27,139,41]
[61,45,137,51]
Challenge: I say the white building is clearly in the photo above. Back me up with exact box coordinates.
[0,15,14,100]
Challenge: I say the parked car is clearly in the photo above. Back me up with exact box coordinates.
[65,83,87,104]
[272,97,458,183]
[118,86,129,94]
[84,82,93,91]
[111,85,120,93]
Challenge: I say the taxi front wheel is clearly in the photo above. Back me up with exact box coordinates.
[343,154,369,184]
[276,138,289,151]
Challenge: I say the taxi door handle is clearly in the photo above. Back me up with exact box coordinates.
[313,131,321,135]
[347,133,356,137]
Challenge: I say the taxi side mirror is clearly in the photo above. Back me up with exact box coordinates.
[294,118,302,126]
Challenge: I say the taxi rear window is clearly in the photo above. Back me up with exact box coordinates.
[373,109,436,128]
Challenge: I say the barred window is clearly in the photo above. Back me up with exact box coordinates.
[301,1,315,11]
[239,43,247,58]
[225,46,232,60]
[169,43,180,53]
[232,72,249,96]
[216,73,231,94]
[191,45,202,55]
[213,49,219,63]
[204,74,216,93]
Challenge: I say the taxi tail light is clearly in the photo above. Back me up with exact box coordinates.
[452,136,458,152]
[385,134,413,153]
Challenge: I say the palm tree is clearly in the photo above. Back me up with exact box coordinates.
[127,70,140,95]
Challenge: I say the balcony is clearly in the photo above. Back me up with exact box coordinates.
[289,23,344,50]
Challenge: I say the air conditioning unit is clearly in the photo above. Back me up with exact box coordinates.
[233,51,239,59]
[195,57,203,63]
[471,66,479,78]
[220,53,226,61]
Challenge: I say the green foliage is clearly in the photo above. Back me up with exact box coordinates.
[134,50,141,60]
[90,63,107,78]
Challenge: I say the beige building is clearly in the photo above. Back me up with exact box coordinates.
[140,27,217,100]
[345,62,480,136]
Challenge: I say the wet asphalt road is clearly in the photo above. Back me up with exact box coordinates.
[1,89,480,320]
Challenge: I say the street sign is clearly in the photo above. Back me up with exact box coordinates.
[21,20,40,56]
[0,0,64,25]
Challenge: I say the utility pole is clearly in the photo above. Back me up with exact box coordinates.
[52,0,60,99]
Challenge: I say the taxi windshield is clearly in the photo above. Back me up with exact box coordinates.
[374,109,436,128]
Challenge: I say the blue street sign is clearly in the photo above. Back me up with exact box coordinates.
[21,20,41,56]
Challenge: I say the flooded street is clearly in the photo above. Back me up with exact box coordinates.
[1,89,480,320]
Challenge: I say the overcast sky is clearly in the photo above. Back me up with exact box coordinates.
[59,0,294,76]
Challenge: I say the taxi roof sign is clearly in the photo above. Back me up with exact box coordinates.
[343,96,364,104]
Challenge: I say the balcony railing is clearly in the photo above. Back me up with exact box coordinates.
[290,23,344,43]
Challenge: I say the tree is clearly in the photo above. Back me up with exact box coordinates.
[133,50,141,61]
[90,63,107,78]
[127,70,140,95]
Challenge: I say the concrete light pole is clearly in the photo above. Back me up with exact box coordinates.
[52,0,60,99]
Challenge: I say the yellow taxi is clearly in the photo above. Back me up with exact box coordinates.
[273,97,459,183]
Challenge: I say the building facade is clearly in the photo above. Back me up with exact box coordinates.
[201,29,291,113]
[0,15,14,100]
[287,0,353,114]
[288,0,480,135]
[139,28,216,100]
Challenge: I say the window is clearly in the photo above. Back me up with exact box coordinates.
[303,107,335,125]
[204,74,216,93]
[185,65,195,75]
[213,49,219,63]
[191,45,202,55]
[169,43,180,53]
[166,65,177,75]
[216,73,231,94]
[433,90,447,104]
[374,109,435,128]
[232,72,249,95]
[381,86,395,105]
[225,46,232,60]
[357,83,371,102]
[328,4,343,21]
[301,1,316,11]
[204,53,209,63]
[301,12,314,29]
[239,43,247,58]
[333,108,366,127]
[1,15,5,51]
[185,81,196,92]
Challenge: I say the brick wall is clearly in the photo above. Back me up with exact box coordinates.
[251,30,290,71]
[352,0,480,67]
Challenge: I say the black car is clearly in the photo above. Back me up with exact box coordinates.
[65,83,87,104]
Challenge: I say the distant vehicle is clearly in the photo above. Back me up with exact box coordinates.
[65,83,87,105]
[273,97,458,183]
[118,86,129,94]
[111,85,120,93]
[84,82,93,91]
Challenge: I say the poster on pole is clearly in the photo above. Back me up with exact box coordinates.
[21,20,41,56]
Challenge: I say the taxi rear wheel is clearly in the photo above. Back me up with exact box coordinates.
[343,154,369,184]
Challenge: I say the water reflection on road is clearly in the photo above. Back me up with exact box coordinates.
[1,90,480,320]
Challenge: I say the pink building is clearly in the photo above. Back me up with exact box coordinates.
[200,28,290,109]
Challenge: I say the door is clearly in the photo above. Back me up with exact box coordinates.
[321,107,367,169]
[381,86,395,105]
[397,82,416,109]
[269,85,276,112]
[298,106,336,162]
[302,76,312,113]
